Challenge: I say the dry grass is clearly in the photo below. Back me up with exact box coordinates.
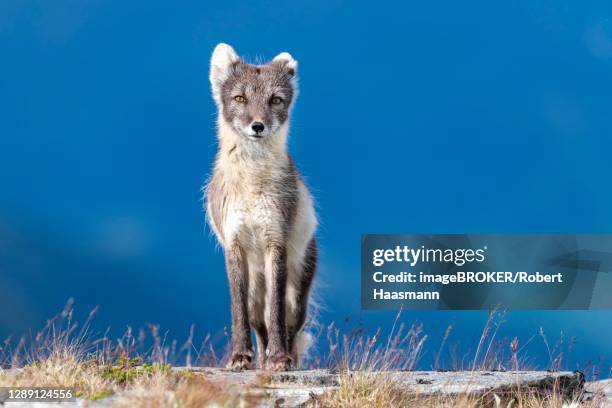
[315,371,598,408]
[0,353,250,406]
[309,307,602,407]
[0,350,115,399]
[315,372,483,407]
[0,299,248,405]
[110,371,255,408]
[0,301,608,407]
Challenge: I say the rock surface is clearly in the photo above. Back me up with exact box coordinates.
[0,368,598,407]
[188,368,586,407]
[585,379,612,407]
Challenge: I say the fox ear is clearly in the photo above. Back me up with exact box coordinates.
[210,43,239,104]
[272,52,298,76]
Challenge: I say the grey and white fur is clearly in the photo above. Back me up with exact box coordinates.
[205,43,317,371]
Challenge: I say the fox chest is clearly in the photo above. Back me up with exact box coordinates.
[222,190,285,247]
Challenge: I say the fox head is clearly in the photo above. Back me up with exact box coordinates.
[210,43,298,142]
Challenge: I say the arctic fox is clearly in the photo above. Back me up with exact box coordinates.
[205,43,317,371]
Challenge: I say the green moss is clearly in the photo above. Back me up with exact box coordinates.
[78,389,114,400]
[177,369,197,382]
[98,355,171,385]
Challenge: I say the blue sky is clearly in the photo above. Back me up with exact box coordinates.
[0,0,611,372]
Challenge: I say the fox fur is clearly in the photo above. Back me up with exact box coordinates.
[205,43,317,371]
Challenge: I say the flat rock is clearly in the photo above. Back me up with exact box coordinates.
[182,368,338,407]
[188,368,585,407]
[585,379,612,407]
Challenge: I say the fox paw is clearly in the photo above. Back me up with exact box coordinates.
[267,352,292,371]
[228,353,253,370]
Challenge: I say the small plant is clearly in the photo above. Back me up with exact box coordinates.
[98,354,171,385]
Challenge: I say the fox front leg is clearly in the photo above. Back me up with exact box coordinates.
[265,244,292,371]
[225,245,254,370]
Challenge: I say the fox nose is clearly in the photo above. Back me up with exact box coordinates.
[251,122,265,134]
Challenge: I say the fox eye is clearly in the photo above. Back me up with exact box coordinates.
[270,96,283,105]
[234,95,246,103]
